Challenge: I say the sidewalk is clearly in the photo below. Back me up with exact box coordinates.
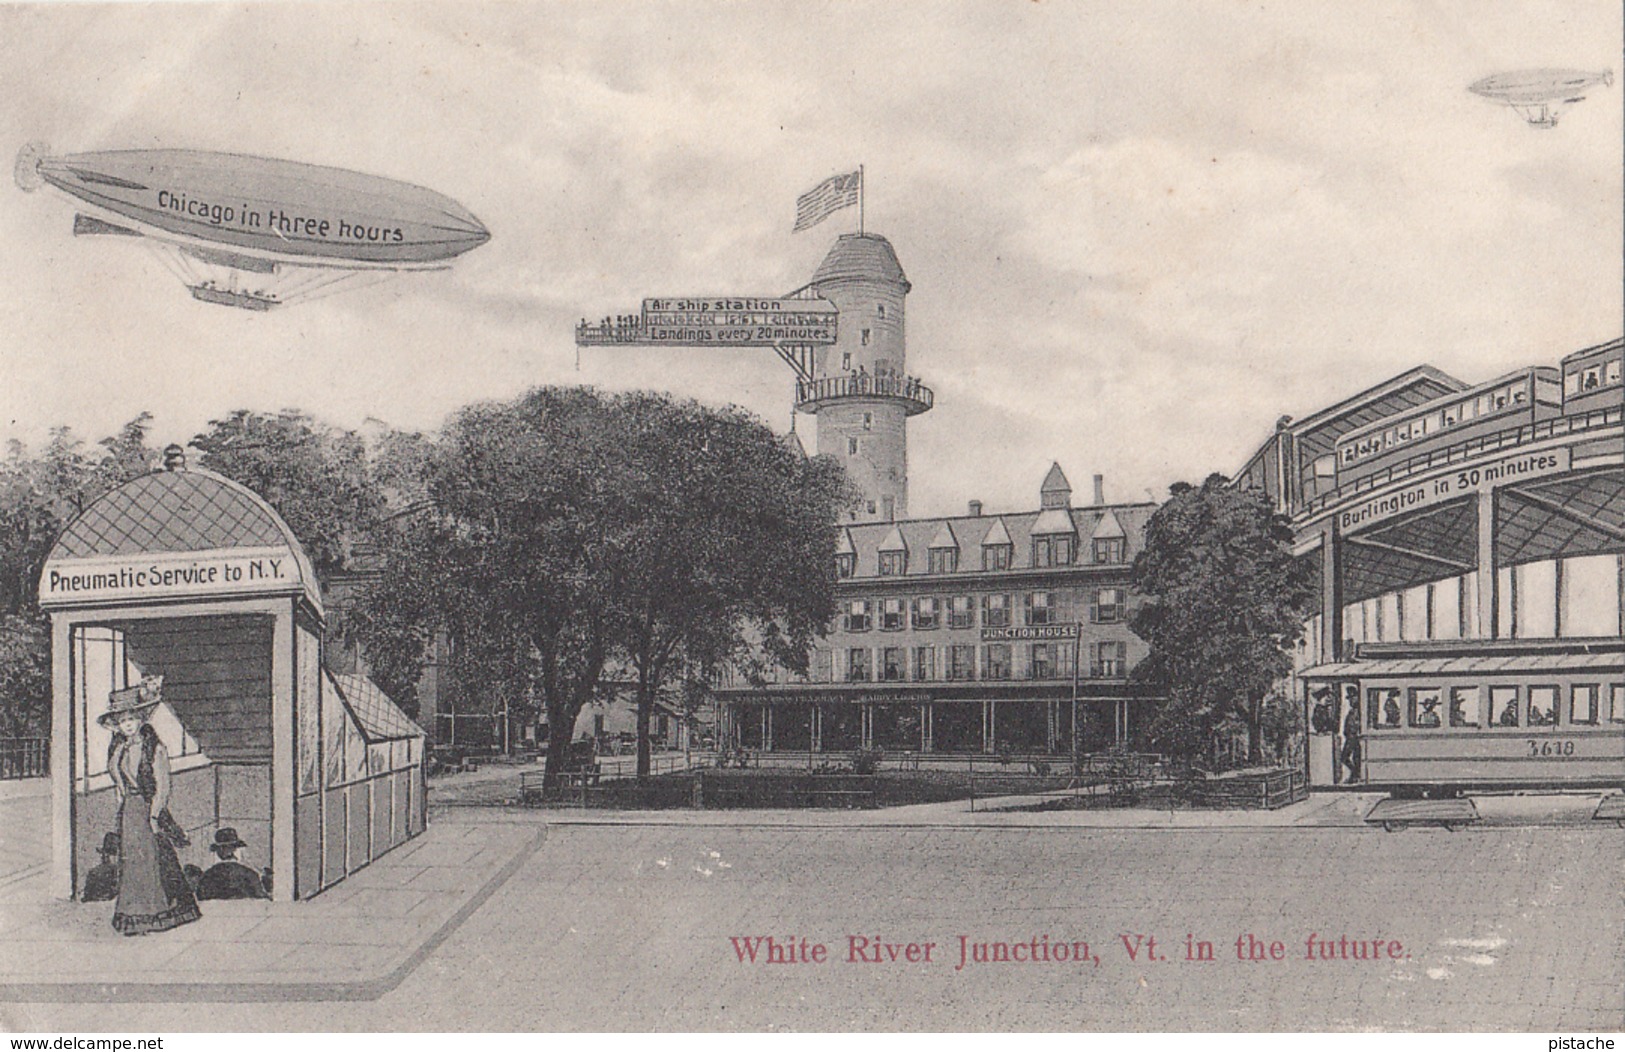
[0,812,545,1003]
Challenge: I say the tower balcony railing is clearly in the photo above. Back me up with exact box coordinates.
[796,373,934,416]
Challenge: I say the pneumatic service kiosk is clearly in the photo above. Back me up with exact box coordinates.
[38,446,425,903]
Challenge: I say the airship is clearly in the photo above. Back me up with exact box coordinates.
[1468,69,1613,129]
[15,144,490,310]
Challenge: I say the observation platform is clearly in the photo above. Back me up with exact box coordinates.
[795,373,934,416]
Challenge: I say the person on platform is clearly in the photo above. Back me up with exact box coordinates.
[1339,697,1362,783]
[102,676,201,935]
[197,828,270,900]
[81,833,121,902]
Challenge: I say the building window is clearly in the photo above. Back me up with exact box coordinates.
[1032,535,1074,567]
[1093,641,1125,678]
[982,643,1011,680]
[948,596,974,629]
[812,649,833,683]
[842,352,851,370]
[846,648,871,682]
[1570,685,1599,725]
[862,329,871,346]
[844,599,871,633]
[1092,588,1124,623]
[835,553,855,579]
[880,597,905,631]
[849,437,860,456]
[982,594,1010,628]
[1491,686,1520,727]
[982,544,1012,572]
[863,412,872,429]
[912,596,940,630]
[878,550,907,576]
[881,647,904,681]
[1025,591,1052,626]
[1448,686,1482,728]
[1527,686,1559,727]
[913,646,936,681]
[867,501,876,515]
[1093,537,1126,564]
[1029,643,1052,680]
[929,547,958,575]
[1368,687,1402,729]
[1409,688,1442,728]
[947,645,976,681]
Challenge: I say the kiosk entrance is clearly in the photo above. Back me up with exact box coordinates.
[39,446,425,902]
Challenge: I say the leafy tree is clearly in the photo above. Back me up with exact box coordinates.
[597,394,852,780]
[1130,473,1315,766]
[191,409,385,576]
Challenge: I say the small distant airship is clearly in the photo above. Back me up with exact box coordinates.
[1468,69,1613,129]
[15,145,490,310]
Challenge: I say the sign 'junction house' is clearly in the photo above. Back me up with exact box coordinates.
[38,446,427,903]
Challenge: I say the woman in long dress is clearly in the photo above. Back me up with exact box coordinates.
[101,677,201,935]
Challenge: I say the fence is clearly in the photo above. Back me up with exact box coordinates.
[0,738,48,780]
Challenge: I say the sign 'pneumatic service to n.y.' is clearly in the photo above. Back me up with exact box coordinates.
[38,547,304,608]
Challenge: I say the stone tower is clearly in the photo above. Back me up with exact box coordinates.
[795,233,933,522]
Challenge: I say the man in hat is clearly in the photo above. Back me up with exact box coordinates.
[196,828,270,900]
[82,833,121,901]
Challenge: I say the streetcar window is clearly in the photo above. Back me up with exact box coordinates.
[1607,359,1622,384]
[1442,405,1460,427]
[1447,686,1482,728]
[1527,686,1558,727]
[1408,688,1442,728]
[1491,686,1520,728]
[1610,685,1625,723]
[1368,688,1402,730]
[1569,685,1599,725]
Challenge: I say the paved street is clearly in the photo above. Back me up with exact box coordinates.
[2,803,1620,1032]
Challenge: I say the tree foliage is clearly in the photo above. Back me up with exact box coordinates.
[1130,473,1315,766]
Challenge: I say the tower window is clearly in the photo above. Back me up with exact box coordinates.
[877,304,886,318]
[842,352,851,370]
[863,412,872,429]
[862,329,871,346]
[848,438,860,456]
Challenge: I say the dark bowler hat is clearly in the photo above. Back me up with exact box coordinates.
[100,832,121,856]
[210,827,248,855]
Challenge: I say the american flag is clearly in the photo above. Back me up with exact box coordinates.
[793,169,861,233]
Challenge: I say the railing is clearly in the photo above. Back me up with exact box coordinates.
[0,738,48,779]
[1302,406,1622,519]
[795,374,934,415]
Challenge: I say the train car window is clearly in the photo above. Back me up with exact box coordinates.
[1491,686,1520,727]
[1408,688,1442,728]
[1569,685,1599,725]
[1448,686,1482,728]
[1607,359,1622,384]
[1526,686,1559,727]
[1368,688,1402,730]
[1610,685,1625,723]
[1442,405,1460,427]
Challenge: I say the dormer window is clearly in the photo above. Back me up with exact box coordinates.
[1031,534,1074,568]
[982,544,1011,571]
[878,550,906,576]
[929,548,958,574]
[835,553,856,578]
[1093,537,1126,564]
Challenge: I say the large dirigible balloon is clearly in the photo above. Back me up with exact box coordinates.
[15,144,490,310]
[1468,69,1612,129]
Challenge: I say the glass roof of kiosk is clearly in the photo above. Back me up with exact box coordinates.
[38,453,322,616]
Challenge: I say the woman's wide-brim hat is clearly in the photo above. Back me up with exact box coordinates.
[98,675,164,727]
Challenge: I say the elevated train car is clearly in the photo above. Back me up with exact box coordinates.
[1255,339,1624,826]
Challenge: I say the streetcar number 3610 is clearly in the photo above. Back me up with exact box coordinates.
[1527,739,1576,757]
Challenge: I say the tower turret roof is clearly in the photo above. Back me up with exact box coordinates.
[810,233,910,292]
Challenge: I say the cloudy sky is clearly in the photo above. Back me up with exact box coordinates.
[1,1,1619,516]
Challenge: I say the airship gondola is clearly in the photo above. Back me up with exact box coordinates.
[15,144,490,310]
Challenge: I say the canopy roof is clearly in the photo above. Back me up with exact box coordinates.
[328,671,425,742]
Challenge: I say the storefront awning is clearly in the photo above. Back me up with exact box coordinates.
[1301,651,1623,679]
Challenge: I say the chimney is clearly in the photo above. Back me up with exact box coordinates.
[967,500,983,517]
[1092,474,1105,506]
[163,444,186,471]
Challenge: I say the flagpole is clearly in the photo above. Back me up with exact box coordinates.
[858,165,865,235]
